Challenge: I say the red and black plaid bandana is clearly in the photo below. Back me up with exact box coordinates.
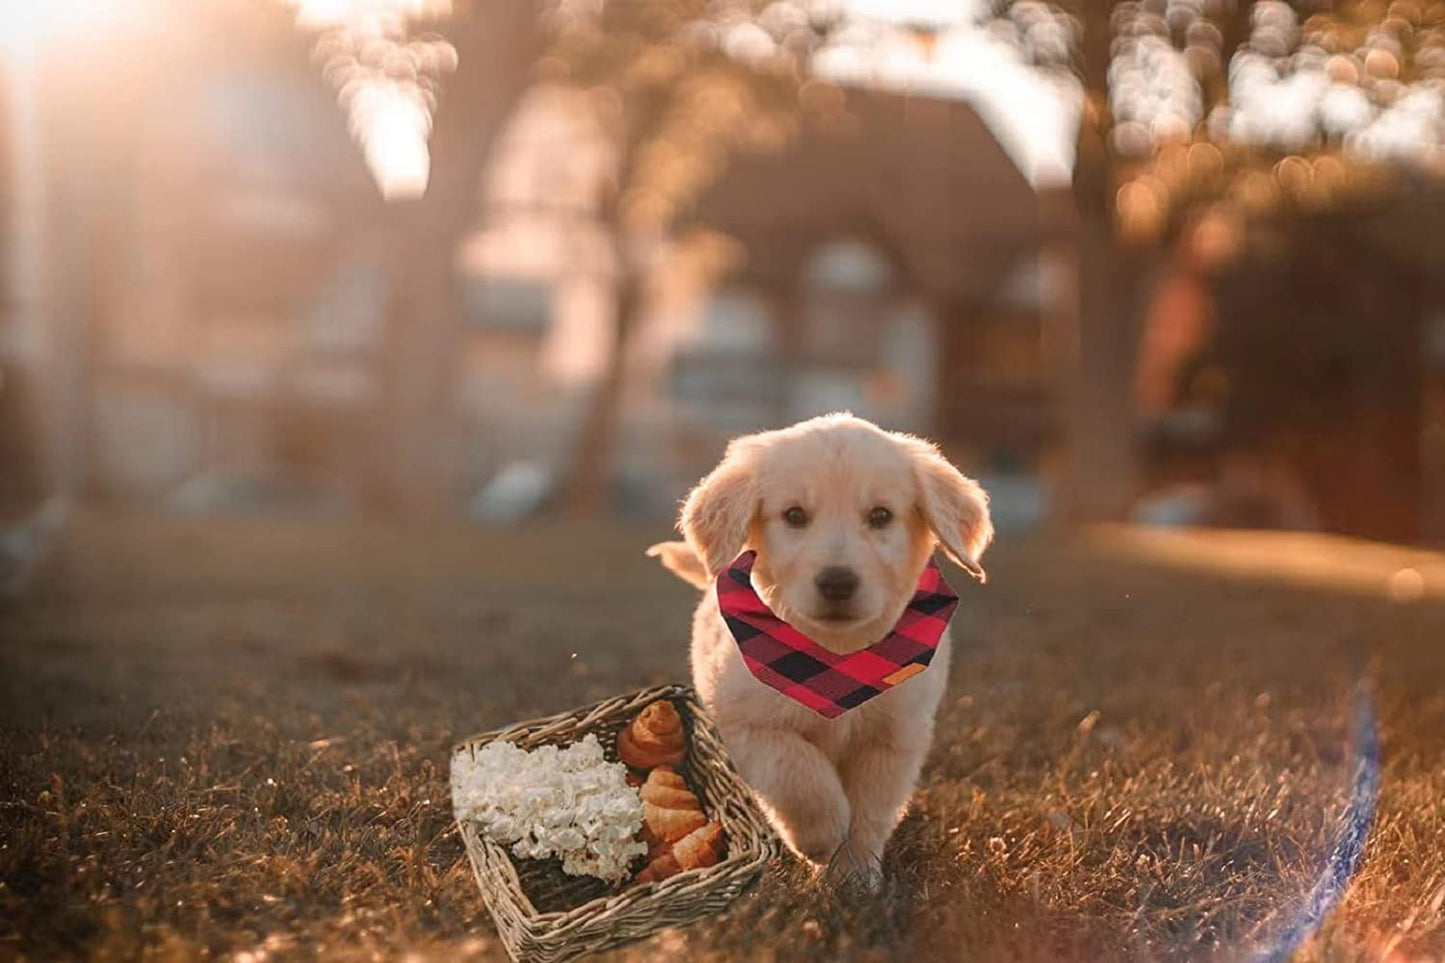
[716,550,959,719]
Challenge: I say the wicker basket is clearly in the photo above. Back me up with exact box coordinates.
[453,683,779,963]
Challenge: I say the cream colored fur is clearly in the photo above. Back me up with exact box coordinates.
[648,413,992,890]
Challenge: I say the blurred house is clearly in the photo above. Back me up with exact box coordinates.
[0,0,1062,529]
[106,37,384,513]
[676,90,1048,472]
[455,84,1052,516]
[2,2,385,517]
[0,5,1065,526]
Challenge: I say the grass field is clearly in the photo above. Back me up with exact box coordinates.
[2,514,1443,961]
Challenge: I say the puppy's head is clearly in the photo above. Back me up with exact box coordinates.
[677,413,992,651]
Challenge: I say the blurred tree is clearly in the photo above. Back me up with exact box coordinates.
[292,0,827,516]
[547,0,828,513]
[984,0,1445,523]
[287,0,542,517]
[0,69,44,512]
[380,1,540,518]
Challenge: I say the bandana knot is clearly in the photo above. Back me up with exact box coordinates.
[716,550,959,718]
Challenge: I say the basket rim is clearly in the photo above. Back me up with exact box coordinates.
[452,682,781,926]
[450,681,691,756]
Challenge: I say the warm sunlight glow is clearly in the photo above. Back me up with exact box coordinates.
[1095,526,1445,602]
[285,0,456,200]
[0,0,130,56]
[353,85,432,199]
[289,0,452,30]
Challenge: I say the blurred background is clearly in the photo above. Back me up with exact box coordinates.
[3,0,1442,548]
[5,3,1445,958]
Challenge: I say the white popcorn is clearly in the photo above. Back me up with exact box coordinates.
[451,733,647,882]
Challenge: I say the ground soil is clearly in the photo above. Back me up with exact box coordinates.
[2,513,1443,961]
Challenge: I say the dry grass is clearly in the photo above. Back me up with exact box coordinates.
[1,514,1442,961]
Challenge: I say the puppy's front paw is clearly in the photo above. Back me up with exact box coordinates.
[823,841,884,895]
[785,815,849,866]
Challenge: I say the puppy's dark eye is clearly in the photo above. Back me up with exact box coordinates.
[783,506,808,528]
[867,506,893,529]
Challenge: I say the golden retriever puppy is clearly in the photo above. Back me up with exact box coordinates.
[649,413,992,889]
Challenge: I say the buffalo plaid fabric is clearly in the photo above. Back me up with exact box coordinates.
[716,550,959,719]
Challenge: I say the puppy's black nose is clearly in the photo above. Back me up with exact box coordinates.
[815,566,859,602]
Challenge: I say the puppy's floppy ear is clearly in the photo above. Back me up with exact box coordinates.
[680,443,756,578]
[645,540,711,590]
[907,441,993,582]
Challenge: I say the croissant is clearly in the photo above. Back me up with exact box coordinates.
[639,766,706,843]
[635,821,725,884]
[616,700,687,770]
